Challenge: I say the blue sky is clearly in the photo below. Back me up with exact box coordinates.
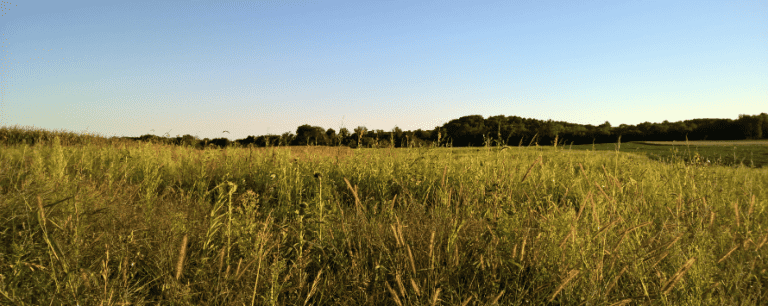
[1,0,765,140]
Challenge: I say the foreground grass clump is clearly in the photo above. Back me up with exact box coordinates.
[1,137,766,305]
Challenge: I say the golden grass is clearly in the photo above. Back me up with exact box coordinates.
[176,234,188,280]
[1,131,767,305]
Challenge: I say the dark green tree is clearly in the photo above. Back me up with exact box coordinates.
[296,124,326,145]
[444,115,485,146]
[326,128,337,145]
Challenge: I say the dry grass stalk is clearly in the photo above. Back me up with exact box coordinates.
[650,251,669,269]
[235,257,260,281]
[717,245,739,264]
[407,244,417,275]
[596,218,621,236]
[575,191,592,221]
[709,211,715,227]
[605,266,627,296]
[460,296,472,306]
[175,234,188,280]
[520,156,542,183]
[303,268,323,306]
[748,195,755,218]
[664,234,683,250]
[607,299,633,306]
[595,182,615,207]
[733,202,740,227]
[395,272,407,300]
[489,289,505,305]
[391,225,402,247]
[235,258,243,279]
[756,233,768,251]
[519,234,527,262]
[410,277,421,297]
[623,221,653,234]
[661,257,696,295]
[431,288,442,306]
[343,177,367,216]
[441,165,448,189]
[36,196,45,222]
[218,247,226,276]
[612,221,653,253]
[396,216,406,246]
[549,269,580,302]
[558,231,573,250]
[385,281,403,306]
[121,257,128,285]
[578,163,591,184]
[390,194,397,213]
[454,240,459,267]
[429,231,435,270]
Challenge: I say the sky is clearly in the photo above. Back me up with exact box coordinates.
[1,0,765,141]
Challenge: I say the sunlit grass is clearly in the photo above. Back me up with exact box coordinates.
[0,128,766,305]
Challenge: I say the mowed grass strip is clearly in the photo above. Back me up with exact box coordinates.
[567,141,768,168]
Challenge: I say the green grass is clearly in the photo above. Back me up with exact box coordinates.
[564,141,768,169]
[0,130,767,305]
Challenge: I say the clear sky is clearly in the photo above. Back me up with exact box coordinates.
[1,0,765,141]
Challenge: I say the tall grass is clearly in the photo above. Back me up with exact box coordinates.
[0,128,766,304]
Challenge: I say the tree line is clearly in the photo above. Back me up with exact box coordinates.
[123,113,768,149]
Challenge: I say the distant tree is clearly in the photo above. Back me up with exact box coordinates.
[598,121,611,135]
[281,132,295,146]
[444,115,486,146]
[360,136,375,148]
[236,135,258,147]
[738,114,763,139]
[336,127,349,146]
[408,133,428,147]
[414,129,432,142]
[391,126,404,147]
[209,137,230,148]
[178,134,199,147]
[537,119,565,145]
[199,138,211,149]
[326,128,337,145]
[296,124,326,145]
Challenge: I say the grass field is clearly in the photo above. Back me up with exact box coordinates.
[1,134,767,305]
[637,140,768,146]
[564,141,768,169]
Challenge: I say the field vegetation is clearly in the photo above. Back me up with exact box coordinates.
[0,126,767,305]
[567,141,768,169]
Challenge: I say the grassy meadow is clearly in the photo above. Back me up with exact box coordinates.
[0,128,767,305]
